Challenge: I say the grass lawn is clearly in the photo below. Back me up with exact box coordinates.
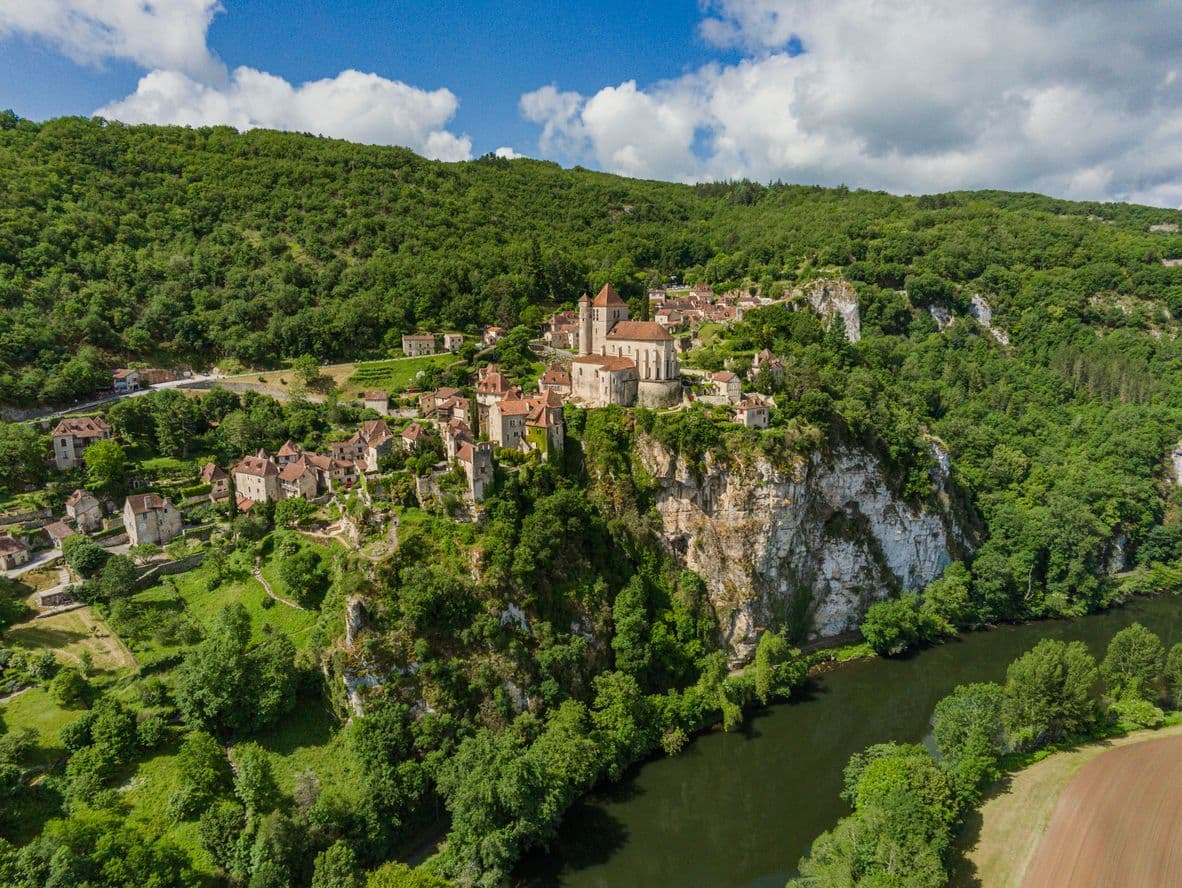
[131,551,318,652]
[697,322,725,347]
[243,695,363,806]
[119,736,220,884]
[347,353,457,396]
[0,686,79,768]
[5,606,137,674]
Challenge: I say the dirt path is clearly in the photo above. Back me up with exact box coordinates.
[0,685,30,704]
[956,723,1182,887]
[252,557,303,609]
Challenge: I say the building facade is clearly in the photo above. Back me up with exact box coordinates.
[575,284,681,407]
[123,494,183,547]
[51,416,112,470]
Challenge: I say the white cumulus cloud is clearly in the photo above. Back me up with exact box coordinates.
[494,146,524,159]
[97,67,472,160]
[0,0,472,161]
[0,0,226,82]
[521,0,1182,205]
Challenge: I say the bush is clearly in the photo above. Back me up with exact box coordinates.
[1002,639,1100,751]
[48,667,88,707]
[1109,692,1164,728]
[1101,623,1164,701]
[860,593,941,656]
[137,713,168,748]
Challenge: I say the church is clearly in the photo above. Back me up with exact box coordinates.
[570,283,682,407]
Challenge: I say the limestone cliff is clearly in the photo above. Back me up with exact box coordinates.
[636,432,973,662]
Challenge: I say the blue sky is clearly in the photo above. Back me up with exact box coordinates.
[0,1,736,158]
[1,1,1181,206]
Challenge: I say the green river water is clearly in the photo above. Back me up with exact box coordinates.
[519,595,1182,887]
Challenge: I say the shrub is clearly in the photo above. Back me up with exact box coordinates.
[48,667,88,707]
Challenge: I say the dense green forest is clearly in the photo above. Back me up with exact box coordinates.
[4,114,1182,887]
[1,113,1182,405]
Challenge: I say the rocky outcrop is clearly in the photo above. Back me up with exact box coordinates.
[798,279,861,343]
[637,433,972,662]
[969,294,1010,345]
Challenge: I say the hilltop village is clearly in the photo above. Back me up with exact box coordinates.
[0,276,813,622]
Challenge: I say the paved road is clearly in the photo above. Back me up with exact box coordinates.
[15,373,226,424]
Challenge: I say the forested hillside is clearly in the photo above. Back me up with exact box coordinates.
[5,114,1182,887]
[2,113,1182,405]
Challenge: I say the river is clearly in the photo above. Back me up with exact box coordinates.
[519,595,1182,887]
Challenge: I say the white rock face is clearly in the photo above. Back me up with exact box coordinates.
[969,294,1010,345]
[1172,441,1182,486]
[637,435,969,662]
[800,279,861,342]
[929,303,953,330]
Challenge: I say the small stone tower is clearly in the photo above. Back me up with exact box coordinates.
[578,292,592,355]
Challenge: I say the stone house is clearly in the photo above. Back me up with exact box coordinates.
[487,392,530,450]
[443,333,464,352]
[38,587,75,608]
[401,422,433,452]
[475,365,519,429]
[231,453,281,504]
[654,308,685,332]
[276,440,304,466]
[331,435,366,464]
[751,349,784,383]
[362,391,389,415]
[200,463,230,501]
[537,363,572,397]
[735,397,770,429]
[51,416,112,470]
[421,386,462,417]
[359,419,395,471]
[457,442,494,501]
[44,520,77,550]
[482,326,505,346]
[123,493,182,547]
[525,390,565,458]
[65,488,103,531]
[279,458,320,500]
[710,370,742,403]
[571,355,639,407]
[402,334,437,356]
[112,368,141,393]
[442,418,473,459]
[0,535,29,570]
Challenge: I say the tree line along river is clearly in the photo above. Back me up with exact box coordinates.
[518,595,1182,887]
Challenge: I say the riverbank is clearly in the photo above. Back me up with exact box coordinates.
[524,595,1182,886]
[955,719,1182,887]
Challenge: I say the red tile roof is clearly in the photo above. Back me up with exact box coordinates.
[496,397,531,416]
[201,463,228,483]
[573,355,637,373]
[126,493,168,514]
[540,363,571,386]
[51,416,110,438]
[232,455,278,478]
[592,283,626,308]
[65,488,94,507]
[361,420,393,446]
[606,320,673,342]
[45,520,76,541]
[0,535,27,555]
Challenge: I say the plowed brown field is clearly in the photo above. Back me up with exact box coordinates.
[1023,733,1182,887]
